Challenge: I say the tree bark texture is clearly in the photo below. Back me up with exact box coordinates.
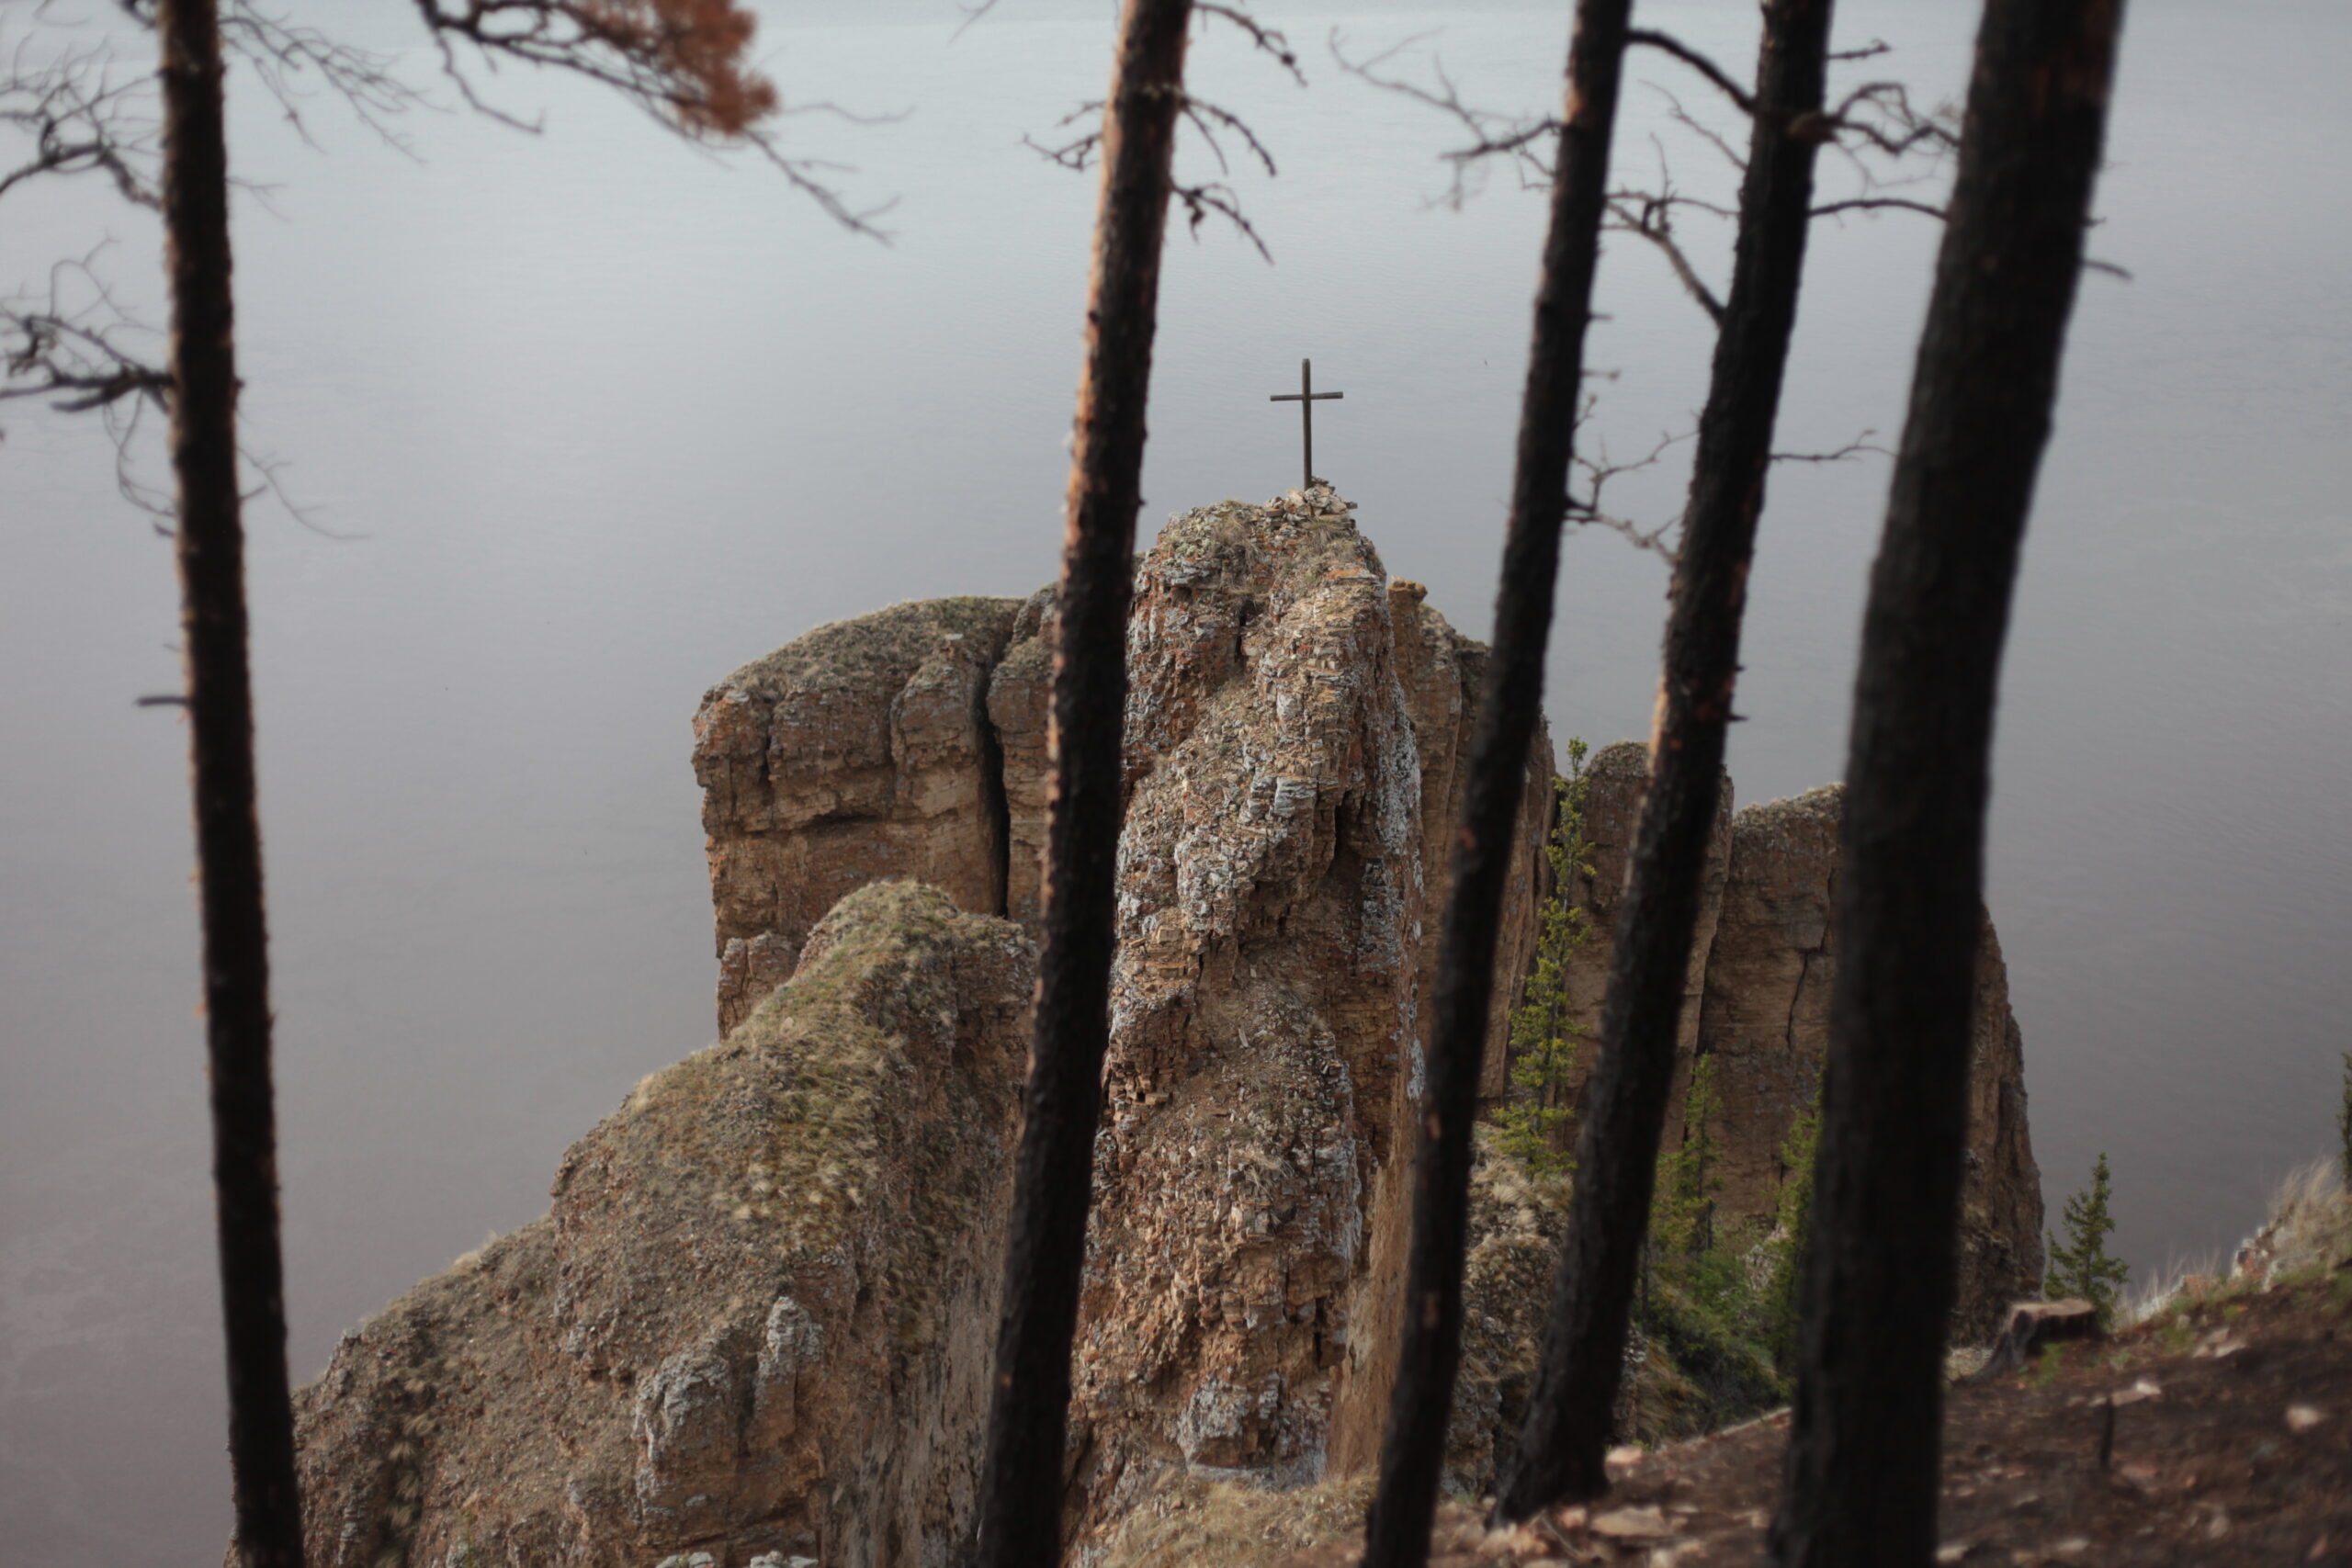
[1769,2,2122,1564]
[156,1,305,1564]
[971,4,1190,1565]
[1359,5,1634,1564]
[1496,0,1833,1519]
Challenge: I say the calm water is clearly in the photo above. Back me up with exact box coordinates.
[3,0,2347,1557]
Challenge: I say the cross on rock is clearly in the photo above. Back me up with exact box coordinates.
[1268,357,1344,491]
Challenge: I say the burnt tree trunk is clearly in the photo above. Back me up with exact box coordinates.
[1496,0,1834,1519]
[156,1,305,1564]
[1359,3,1634,1564]
[1769,2,2123,1563]
[971,3,1191,1565]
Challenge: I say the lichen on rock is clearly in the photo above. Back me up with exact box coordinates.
[278,881,1033,1568]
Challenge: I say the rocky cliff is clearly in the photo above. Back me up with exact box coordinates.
[1555,744,2043,1342]
[694,487,1554,1534]
[281,491,2041,1568]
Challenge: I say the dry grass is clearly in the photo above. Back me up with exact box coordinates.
[2126,1157,2352,1327]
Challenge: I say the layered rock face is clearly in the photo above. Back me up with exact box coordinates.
[695,599,1023,1035]
[277,885,1033,1568]
[1557,746,2043,1342]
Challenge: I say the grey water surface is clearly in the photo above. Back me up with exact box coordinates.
[3,0,2347,1558]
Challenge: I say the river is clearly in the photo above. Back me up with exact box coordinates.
[2,0,2346,1557]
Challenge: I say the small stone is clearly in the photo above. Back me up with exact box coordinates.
[2111,1377,2162,1405]
[1589,1506,1672,1540]
[1935,1545,1971,1564]
[1606,1443,1646,1468]
[2050,1540,2091,1559]
[2288,1404,2327,1432]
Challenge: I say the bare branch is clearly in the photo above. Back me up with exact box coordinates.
[1197,5,1305,86]
[0,29,160,208]
[1329,29,1556,206]
[1770,433,1888,465]
[1626,28,1754,117]
[1563,415,1691,562]
[1652,83,1747,175]
[220,3,420,152]
[1182,95,1277,178]
[1811,195,1944,220]
[1027,27,1299,263]
[402,0,893,235]
[1606,186,1724,325]
[1172,179,1271,261]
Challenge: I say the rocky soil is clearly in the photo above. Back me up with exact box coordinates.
[1223,1267,2352,1568]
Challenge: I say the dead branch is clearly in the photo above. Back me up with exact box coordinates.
[1606,186,1724,325]
[1811,195,1944,220]
[1563,416,1690,561]
[1770,433,1889,464]
[0,30,159,208]
[1329,30,1555,206]
[1197,4,1305,85]
[1025,10,1303,260]
[1626,28,1753,117]
[401,0,892,233]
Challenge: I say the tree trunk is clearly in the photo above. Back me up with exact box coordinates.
[971,4,1190,1564]
[156,1,305,1564]
[1496,0,1833,1519]
[1359,3,1634,1563]
[1769,2,2123,1563]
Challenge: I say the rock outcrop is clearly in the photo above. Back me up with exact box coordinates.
[277,884,1033,1568]
[1555,747,2043,1343]
[286,491,2044,1568]
[695,598,1023,1035]
[695,489,1552,1533]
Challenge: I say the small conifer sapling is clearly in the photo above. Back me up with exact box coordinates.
[2045,1152,2129,1329]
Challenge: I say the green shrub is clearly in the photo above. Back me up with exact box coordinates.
[2338,1051,2352,1189]
[1761,1085,1822,1374]
[1497,739,1596,1177]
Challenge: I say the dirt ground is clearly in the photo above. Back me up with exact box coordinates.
[1293,1273,2352,1566]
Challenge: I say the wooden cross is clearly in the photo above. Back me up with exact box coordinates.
[1268,357,1344,491]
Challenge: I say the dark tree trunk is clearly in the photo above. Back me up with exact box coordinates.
[1359,4,1634,1564]
[156,2,305,1564]
[1496,0,1834,1519]
[971,3,1190,1564]
[1769,2,2123,1563]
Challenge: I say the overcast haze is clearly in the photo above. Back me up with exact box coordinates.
[3,0,2348,1557]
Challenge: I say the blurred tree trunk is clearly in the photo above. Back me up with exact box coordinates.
[1496,0,1835,1519]
[1359,3,1634,1564]
[972,3,1191,1565]
[155,1,305,1564]
[1769,2,2124,1563]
